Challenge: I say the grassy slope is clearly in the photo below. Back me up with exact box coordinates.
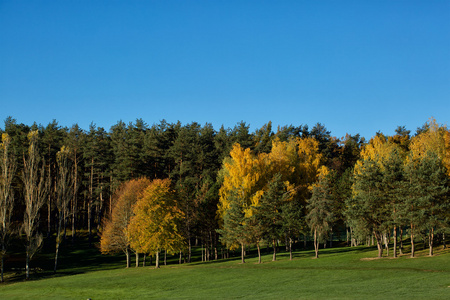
[1,242,449,299]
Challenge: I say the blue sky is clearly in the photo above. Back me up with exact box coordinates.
[1,1,449,139]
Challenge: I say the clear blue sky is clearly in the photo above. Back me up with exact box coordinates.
[1,1,449,139]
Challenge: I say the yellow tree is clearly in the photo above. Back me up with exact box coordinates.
[295,137,323,199]
[218,138,323,261]
[409,118,450,176]
[100,178,151,268]
[218,143,268,219]
[127,179,185,268]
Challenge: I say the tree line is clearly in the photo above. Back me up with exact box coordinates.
[0,117,448,278]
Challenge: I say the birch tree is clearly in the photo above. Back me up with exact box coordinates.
[54,146,73,273]
[0,133,16,282]
[22,130,48,279]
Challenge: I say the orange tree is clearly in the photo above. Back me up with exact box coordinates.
[100,178,151,268]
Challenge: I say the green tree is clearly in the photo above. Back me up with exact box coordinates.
[217,190,250,264]
[64,124,84,242]
[306,167,335,258]
[347,157,388,258]
[255,173,288,261]
[404,151,449,256]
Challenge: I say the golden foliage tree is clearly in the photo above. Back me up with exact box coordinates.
[127,179,185,268]
[409,118,450,176]
[100,177,151,268]
[218,137,323,260]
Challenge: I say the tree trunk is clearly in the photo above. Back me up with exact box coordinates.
[429,228,434,256]
[164,249,167,265]
[71,152,77,243]
[54,216,63,273]
[374,231,383,258]
[384,232,389,257]
[143,253,146,267]
[179,251,182,264]
[47,194,51,238]
[54,243,60,273]
[1,250,4,283]
[289,237,293,261]
[314,229,319,259]
[188,238,192,263]
[443,233,446,249]
[126,248,130,268]
[304,234,307,248]
[399,227,404,255]
[272,240,277,261]
[155,251,160,268]
[411,223,415,258]
[241,243,245,264]
[255,243,260,264]
[346,227,350,247]
[26,251,30,280]
[393,226,397,258]
[136,252,139,267]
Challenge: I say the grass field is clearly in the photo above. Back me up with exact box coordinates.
[1,238,449,299]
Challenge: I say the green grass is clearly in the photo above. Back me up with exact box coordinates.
[1,239,450,299]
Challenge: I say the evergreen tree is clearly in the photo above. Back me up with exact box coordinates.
[217,190,250,264]
[404,151,449,256]
[255,174,287,261]
[306,167,335,258]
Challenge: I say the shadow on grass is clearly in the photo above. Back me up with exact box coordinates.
[187,244,377,267]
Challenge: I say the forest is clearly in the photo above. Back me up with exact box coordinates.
[0,116,449,282]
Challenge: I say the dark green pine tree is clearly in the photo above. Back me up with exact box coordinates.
[231,121,253,150]
[253,121,274,154]
[217,191,250,264]
[273,124,304,142]
[306,169,335,258]
[64,124,84,242]
[110,121,140,184]
[41,120,66,238]
[82,123,113,245]
[382,148,406,258]
[214,125,233,164]
[168,122,200,262]
[255,173,287,261]
[346,158,389,258]
[280,198,304,260]
[404,151,449,256]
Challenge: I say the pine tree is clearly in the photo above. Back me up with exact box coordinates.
[255,173,288,261]
[306,167,335,258]
[217,190,250,264]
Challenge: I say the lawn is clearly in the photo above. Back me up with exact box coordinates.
[1,239,449,299]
